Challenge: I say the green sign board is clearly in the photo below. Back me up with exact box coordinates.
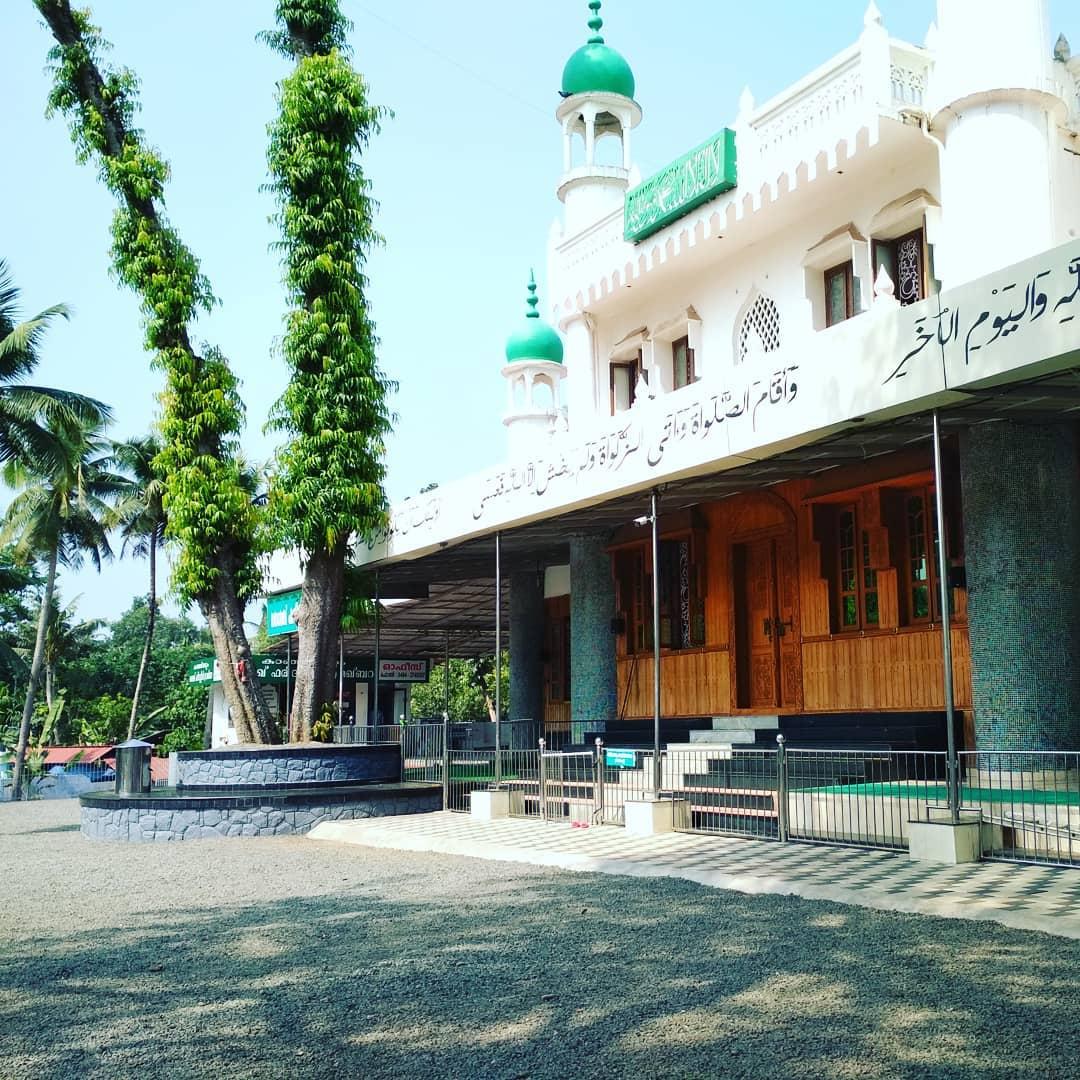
[266,589,302,637]
[623,128,737,243]
[187,658,216,685]
[604,748,638,769]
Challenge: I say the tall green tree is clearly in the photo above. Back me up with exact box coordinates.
[0,258,110,469]
[35,592,102,708]
[111,434,166,738]
[35,0,276,744]
[0,416,123,798]
[264,0,394,741]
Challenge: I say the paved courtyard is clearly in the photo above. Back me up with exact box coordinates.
[2,800,1079,1080]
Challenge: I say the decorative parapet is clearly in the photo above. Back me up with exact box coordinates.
[552,38,931,313]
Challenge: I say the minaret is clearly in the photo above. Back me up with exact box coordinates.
[929,0,1067,286]
[556,1,641,237]
[503,273,566,458]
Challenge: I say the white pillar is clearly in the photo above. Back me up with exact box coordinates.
[563,314,597,432]
[622,119,632,170]
[583,106,597,167]
[562,120,573,173]
[931,0,1061,286]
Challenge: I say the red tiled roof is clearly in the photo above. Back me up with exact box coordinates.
[41,745,113,765]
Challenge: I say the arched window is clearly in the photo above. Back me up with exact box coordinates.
[736,293,781,366]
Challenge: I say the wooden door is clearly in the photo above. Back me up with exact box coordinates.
[746,538,780,708]
[774,534,803,710]
[735,535,802,711]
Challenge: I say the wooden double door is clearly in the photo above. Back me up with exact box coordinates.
[734,533,802,710]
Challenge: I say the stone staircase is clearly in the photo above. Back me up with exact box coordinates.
[666,715,780,753]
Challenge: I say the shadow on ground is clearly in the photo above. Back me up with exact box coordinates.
[1,804,1078,1079]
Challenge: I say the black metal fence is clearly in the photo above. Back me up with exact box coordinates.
[389,723,1080,867]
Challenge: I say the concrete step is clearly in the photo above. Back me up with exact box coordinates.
[665,743,733,755]
[690,729,765,744]
[710,715,779,731]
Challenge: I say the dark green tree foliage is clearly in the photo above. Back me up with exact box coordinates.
[264,0,394,740]
[35,1,274,743]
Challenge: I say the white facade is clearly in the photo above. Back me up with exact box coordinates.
[360,0,1080,572]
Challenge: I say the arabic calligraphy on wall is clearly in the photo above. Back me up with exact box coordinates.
[887,253,1080,384]
[471,366,799,522]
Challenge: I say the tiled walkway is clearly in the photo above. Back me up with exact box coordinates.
[311,811,1080,939]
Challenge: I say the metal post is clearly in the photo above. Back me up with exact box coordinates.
[650,489,662,796]
[932,411,960,824]
[337,633,344,722]
[538,737,547,821]
[494,531,502,785]
[595,736,604,824]
[776,734,788,842]
[441,709,450,810]
[443,630,451,721]
[373,571,381,734]
[285,633,292,725]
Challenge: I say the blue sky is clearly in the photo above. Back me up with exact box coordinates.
[3,0,1079,623]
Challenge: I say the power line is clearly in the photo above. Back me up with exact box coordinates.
[354,4,550,117]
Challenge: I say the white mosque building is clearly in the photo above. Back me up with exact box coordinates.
[263,0,1080,826]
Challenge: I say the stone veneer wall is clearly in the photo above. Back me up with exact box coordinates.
[509,570,545,724]
[569,532,617,734]
[960,420,1080,751]
[175,745,398,787]
[81,786,441,842]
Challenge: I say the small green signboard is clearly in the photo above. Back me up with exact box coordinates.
[266,589,302,637]
[186,658,216,685]
[624,128,737,243]
[604,748,638,769]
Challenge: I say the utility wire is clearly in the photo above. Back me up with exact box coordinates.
[355,4,550,117]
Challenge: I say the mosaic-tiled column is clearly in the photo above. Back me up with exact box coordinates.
[960,421,1080,750]
[509,570,545,727]
[569,532,616,736]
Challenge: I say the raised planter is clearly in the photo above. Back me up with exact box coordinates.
[174,743,399,788]
[80,743,439,841]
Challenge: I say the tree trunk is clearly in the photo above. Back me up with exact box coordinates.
[10,548,57,800]
[289,543,346,742]
[127,528,158,740]
[201,569,278,745]
[44,665,54,709]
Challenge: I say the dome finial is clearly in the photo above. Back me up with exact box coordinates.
[587,0,604,44]
[526,270,540,319]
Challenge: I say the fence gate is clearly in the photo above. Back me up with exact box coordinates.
[539,750,596,822]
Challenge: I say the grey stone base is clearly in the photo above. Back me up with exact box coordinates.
[175,744,398,787]
[80,785,441,842]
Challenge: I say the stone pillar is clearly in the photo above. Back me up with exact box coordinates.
[569,532,617,737]
[509,570,545,727]
[960,421,1080,749]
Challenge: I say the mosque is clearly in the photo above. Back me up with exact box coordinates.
[267,0,1080,766]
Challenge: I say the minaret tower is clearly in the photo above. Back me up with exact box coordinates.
[557,1,641,237]
[503,273,566,457]
[930,0,1068,286]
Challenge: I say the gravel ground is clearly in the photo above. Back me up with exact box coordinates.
[1,800,1078,1080]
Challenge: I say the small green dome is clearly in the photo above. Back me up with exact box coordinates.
[506,273,564,365]
[561,2,635,100]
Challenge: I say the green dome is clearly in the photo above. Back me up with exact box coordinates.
[561,2,635,100]
[506,273,564,365]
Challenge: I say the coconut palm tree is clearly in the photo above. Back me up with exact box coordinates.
[0,259,110,466]
[1,417,125,799]
[110,435,166,739]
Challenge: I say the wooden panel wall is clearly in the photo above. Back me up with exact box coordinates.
[558,464,978,724]
[616,648,730,719]
[802,628,972,712]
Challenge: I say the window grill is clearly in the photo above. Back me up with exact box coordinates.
[737,294,781,365]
